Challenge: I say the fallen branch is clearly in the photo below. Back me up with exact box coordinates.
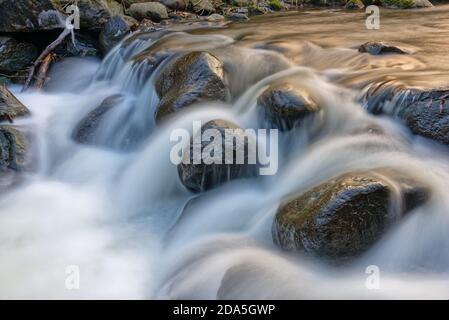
[34,53,55,90]
[22,27,71,92]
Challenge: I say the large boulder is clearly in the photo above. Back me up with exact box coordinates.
[155,51,228,123]
[99,15,133,53]
[273,170,429,260]
[0,85,31,123]
[0,37,38,74]
[257,83,322,131]
[178,119,257,193]
[394,89,449,146]
[126,2,169,22]
[364,84,449,146]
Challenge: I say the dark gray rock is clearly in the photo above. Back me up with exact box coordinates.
[363,83,449,146]
[155,51,228,123]
[273,170,429,261]
[178,119,257,193]
[0,37,38,74]
[257,83,321,131]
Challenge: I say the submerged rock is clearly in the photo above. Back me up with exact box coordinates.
[72,95,124,145]
[0,37,38,74]
[178,119,257,193]
[273,170,429,261]
[0,85,30,123]
[155,51,228,123]
[257,83,321,132]
[358,41,409,55]
[127,2,169,22]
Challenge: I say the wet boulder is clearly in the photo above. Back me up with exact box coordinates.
[273,170,429,261]
[257,83,321,132]
[178,119,257,193]
[0,37,38,74]
[72,95,124,145]
[358,41,409,55]
[127,2,169,22]
[394,89,449,146]
[99,15,133,53]
[0,85,31,123]
[364,84,449,146]
[155,51,228,123]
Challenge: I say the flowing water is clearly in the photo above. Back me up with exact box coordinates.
[2,6,449,299]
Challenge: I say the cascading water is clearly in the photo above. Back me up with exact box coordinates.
[2,7,449,299]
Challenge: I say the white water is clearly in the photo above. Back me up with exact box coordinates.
[2,13,449,299]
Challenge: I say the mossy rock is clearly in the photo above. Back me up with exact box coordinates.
[257,83,322,132]
[155,51,229,123]
[178,119,258,193]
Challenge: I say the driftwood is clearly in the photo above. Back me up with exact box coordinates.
[22,27,71,92]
